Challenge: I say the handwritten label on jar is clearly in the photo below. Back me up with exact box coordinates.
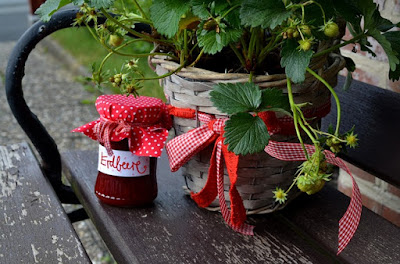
[98,145,149,177]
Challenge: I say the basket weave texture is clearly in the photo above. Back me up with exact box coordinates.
[152,48,345,214]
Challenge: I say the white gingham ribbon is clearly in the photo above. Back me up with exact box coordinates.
[265,140,362,254]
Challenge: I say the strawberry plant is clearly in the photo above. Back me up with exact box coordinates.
[38,0,400,201]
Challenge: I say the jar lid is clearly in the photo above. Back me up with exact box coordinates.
[72,95,171,157]
[95,95,165,124]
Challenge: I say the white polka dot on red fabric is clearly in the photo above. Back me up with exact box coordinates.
[76,95,168,158]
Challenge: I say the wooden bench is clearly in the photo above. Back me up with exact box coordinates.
[5,8,400,264]
[0,142,90,263]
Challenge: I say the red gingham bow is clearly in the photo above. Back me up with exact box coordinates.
[168,106,361,254]
[265,141,362,254]
[166,112,254,235]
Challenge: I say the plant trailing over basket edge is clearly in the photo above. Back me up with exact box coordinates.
[38,0,400,204]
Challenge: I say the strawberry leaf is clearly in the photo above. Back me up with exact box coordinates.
[368,29,399,72]
[280,39,313,83]
[86,0,114,9]
[240,0,292,29]
[210,83,261,114]
[332,0,362,25]
[224,113,270,155]
[197,26,242,54]
[35,0,72,22]
[384,31,400,81]
[150,0,189,38]
[259,88,290,114]
[191,0,216,19]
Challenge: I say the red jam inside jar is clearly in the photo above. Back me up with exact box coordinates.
[95,139,158,207]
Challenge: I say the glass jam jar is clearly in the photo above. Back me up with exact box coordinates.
[95,139,158,207]
[72,94,170,207]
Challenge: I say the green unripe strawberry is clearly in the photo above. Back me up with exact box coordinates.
[297,175,313,193]
[324,21,339,38]
[297,175,326,195]
[305,179,325,195]
[293,30,300,39]
[298,39,312,51]
[300,25,312,36]
[109,34,124,47]
[283,28,295,39]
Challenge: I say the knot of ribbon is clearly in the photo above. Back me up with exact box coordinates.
[167,106,362,254]
[73,117,169,158]
[73,95,171,158]
[94,117,165,156]
[93,117,168,157]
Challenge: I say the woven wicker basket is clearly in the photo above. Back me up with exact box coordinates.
[151,43,345,214]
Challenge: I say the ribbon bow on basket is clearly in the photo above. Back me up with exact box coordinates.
[167,106,362,255]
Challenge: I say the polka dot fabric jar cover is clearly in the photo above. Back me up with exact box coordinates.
[72,95,171,157]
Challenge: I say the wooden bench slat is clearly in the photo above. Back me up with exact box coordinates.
[281,186,400,264]
[62,150,339,264]
[322,77,400,188]
[0,142,90,263]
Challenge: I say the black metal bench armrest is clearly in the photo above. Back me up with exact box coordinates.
[322,77,400,188]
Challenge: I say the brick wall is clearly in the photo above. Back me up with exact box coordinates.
[337,0,400,226]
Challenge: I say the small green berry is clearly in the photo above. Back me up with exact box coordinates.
[300,25,312,36]
[109,34,124,47]
[324,21,339,38]
[298,39,312,51]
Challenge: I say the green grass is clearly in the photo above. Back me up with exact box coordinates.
[51,27,165,100]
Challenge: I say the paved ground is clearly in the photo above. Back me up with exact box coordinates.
[0,39,115,263]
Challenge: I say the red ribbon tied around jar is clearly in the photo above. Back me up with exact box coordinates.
[72,95,171,158]
[167,106,362,255]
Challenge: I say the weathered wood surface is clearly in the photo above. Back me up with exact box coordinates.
[282,186,400,264]
[62,150,338,264]
[0,142,90,263]
[63,149,400,264]
[322,77,400,188]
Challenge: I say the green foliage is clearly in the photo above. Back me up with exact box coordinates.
[384,31,400,81]
[38,0,400,84]
[150,0,189,38]
[224,113,270,155]
[280,40,313,83]
[368,29,399,72]
[210,83,261,114]
[86,0,114,9]
[35,0,72,21]
[211,82,289,155]
[38,0,400,157]
[51,27,164,99]
[240,0,292,29]
[197,26,242,55]
[259,89,290,114]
